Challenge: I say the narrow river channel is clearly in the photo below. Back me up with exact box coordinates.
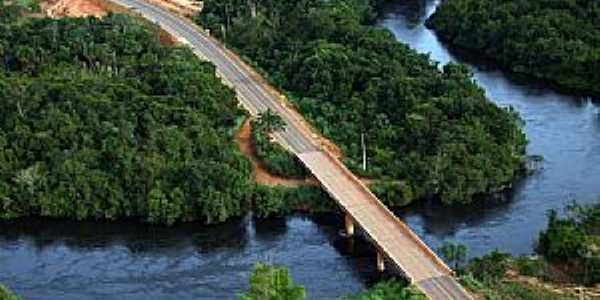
[1,1,599,299]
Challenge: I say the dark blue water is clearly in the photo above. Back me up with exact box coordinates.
[1,216,379,299]
[2,1,600,299]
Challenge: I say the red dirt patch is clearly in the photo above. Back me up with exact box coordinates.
[42,0,114,18]
[234,118,383,187]
[235,118,318,187]
[158,28,178,46]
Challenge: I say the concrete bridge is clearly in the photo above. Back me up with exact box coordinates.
[110,0,473,298]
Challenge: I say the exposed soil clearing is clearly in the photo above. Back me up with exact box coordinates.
[235,118,318,187]
[41,0,179,47]
[42,0,116,18]
[234,118,385,188]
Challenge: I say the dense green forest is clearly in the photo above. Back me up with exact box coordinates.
[427,0,600,96]
[537,201,600,284]
[197,0,527,205]
[0,4,257,225]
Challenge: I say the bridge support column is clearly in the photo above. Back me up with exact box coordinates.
[376,251,385,272]
[344,213,354,237]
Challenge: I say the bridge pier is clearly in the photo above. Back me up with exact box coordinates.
[377,250,385,272]
[344,213,354,237]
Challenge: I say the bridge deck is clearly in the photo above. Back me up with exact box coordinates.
[298,151,449,282]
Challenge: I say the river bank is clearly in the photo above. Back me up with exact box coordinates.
[380,0,600,259]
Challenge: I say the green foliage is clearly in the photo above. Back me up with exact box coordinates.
[466,250,511,282]
[427,0,600,96]
[197,0,527,205]
[536,201,600,284]
[0,9,254,225]
[253,185,293,218]
[537,210,585,262]
[253,185,335,218]
[256,109,285,133]
[369,180,414,207]
[462,254,576,300]
[439,242,468,271]
[513,257,554,281]
[239,263,305,300]
[251,119,307,179]
[460,275,575,300]
[16,0,40,12]
[458,273,485,293]
[485,281,575,300]
[0,285,20,300]
[0,1,24,21]
[345,280,426,300]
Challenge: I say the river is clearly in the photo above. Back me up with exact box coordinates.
[380,0,600,258]
[1,0,599,299]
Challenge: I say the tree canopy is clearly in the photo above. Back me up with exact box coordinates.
[0,6,254,225]
[345,281,426,300]
[239,263,305,300]
[197,0,527,205]
[0,285,20,300]
[537,201,600,284]
[427,0,600,96]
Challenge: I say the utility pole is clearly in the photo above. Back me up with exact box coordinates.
[361,132,367,171]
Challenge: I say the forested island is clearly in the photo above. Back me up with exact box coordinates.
[197,0,527,205]
[0,4,257,224]
[0,1,336,226]
[427,0,600,96]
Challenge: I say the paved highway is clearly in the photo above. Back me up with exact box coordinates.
[109,0,473,298]
[113,0,318,154]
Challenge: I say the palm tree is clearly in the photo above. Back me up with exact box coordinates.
[439,242,468,272]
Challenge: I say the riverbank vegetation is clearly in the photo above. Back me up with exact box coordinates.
[459,252,578,300]
[537,201,600,285]
[345,281,426,300]
[444,201,600,299]
[427,0,600,96]
[253,185,334,217]
[239,263,305,300]
[0,4,256,225]
[197,0,527,205]
[239,263,425,300]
